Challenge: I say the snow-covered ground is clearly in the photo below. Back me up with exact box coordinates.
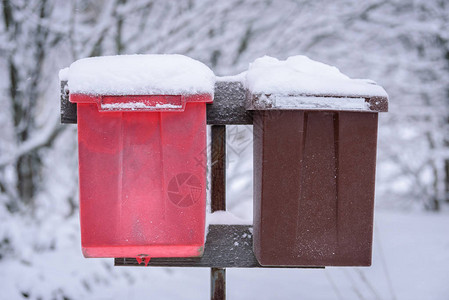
[1,208,448,300]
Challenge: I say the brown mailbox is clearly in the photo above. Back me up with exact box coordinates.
[248,92,388,267]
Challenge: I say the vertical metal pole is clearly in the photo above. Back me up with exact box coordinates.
[211,267,226,300]
[211,125,226,212]
[211,125,226,300]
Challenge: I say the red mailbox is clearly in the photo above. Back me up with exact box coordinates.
[66,55,214,259]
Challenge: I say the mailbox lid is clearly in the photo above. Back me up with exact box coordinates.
[66,54,215,96]
[245,55,388,112]
[70,93,212,112]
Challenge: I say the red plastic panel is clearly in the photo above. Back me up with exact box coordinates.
[70,93,213,112]
[77,101,207,258]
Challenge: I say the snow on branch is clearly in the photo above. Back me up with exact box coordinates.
[0,112,64,169]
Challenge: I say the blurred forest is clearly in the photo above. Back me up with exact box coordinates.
[0,0,448,299]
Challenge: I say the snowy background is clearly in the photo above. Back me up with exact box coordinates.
[1,0,449,299]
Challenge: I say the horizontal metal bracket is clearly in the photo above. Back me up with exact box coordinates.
[114,225,323,268]
[60,81,252,125]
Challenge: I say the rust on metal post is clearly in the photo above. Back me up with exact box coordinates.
[211,125,226,300]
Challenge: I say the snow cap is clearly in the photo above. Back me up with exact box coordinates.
[66,54,215,96]
[58,67,69,81]
[246,55,388,111]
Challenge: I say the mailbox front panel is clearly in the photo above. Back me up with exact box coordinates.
[253,110,378,266]
[77,102,206,258]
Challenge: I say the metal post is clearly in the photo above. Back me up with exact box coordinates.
[211,125,226,212]
[211,267,226,300]
[211,125,226,300]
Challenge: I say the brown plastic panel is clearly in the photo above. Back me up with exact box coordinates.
[253,110,378,266]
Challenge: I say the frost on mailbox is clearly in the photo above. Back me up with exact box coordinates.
[247,55,388,267]
[65,54,215,259]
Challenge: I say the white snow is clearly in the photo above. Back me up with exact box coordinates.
[100,102,183,111]
[58,67,69,81]
[246,55,388,101]
[215,72,247,83]
[2,1,449,299]
[261,95,370,111]
[2,208,448,300]
[67,54,215,96]
[206,210,251,225]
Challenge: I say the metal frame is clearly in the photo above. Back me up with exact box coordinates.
[60,81,322,300]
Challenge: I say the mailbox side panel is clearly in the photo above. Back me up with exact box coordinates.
[253,110,378,266]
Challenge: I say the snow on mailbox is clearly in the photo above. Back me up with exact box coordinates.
[246,56,388,266]
[64,54,214,259]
